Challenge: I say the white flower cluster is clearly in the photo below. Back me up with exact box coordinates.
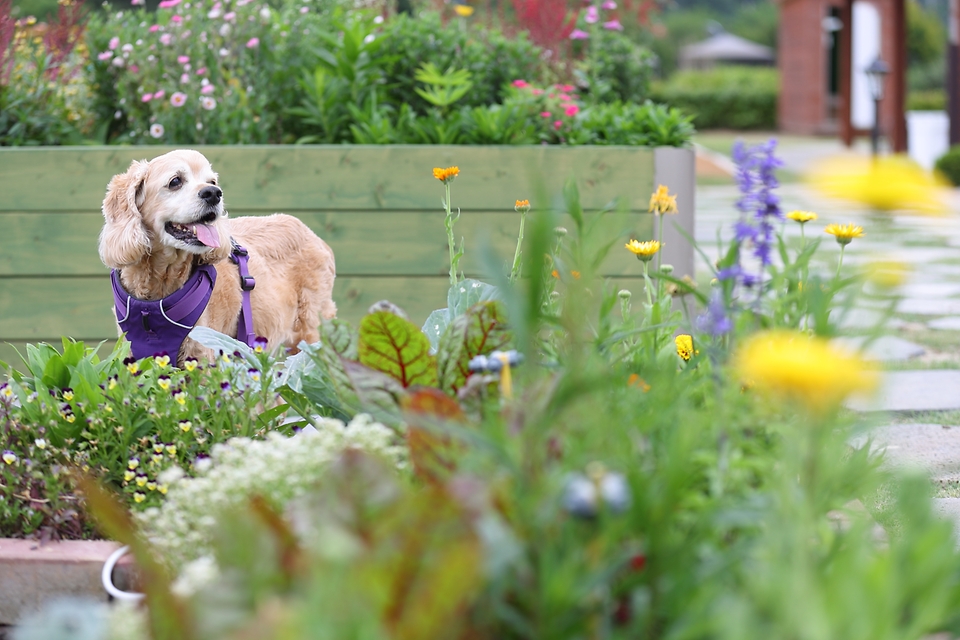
[137,414,406,569]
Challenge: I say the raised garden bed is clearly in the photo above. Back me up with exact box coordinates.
[0,144,693,363]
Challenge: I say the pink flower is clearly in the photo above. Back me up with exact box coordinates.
[512,79,528,88]
[200,84,214,94]
[109,36,120,50]
[150,123,164,138]
[223,11,236,21]
[299,6,308,13]
[170,91,187,107]
[180,73,189,83]
[141,93,153,102]
[532,89,544,96]
[97,51,112,61]
[200,96,217,110]
[177,55,189,64]
[602,19,623,30]
[555,84,576,92]
[158,0,181,7]
[585,6,598,23]
[160,33,172,45]
[553,120,563,130]
[153,89,165,100]
[129,64,139,73]
[195,67,206,75]
[246,37,259,48]
[149,24,160,32]
[569,29,589,40]
[559,93,572,101]
[171,15,182,23]
[601,0,616,8]
[564,104,579,117]
[540,111,551,118]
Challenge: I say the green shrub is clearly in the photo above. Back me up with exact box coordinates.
[908,89,946,111]
[935,145,960,186]
[375,12,544,114]
[650,65,778,130]
[573,28,655,105]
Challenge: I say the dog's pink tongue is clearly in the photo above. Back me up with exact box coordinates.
[191,223,220,248]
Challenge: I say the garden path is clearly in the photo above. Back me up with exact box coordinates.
[694,144,960,534]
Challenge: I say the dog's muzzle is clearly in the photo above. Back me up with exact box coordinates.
[199,185,222,207]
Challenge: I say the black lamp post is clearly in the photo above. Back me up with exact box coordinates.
[864,57,890,156]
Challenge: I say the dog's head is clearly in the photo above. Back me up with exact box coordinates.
[99,149,232,268]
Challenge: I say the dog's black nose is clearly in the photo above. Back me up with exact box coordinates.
[198,185,222,206]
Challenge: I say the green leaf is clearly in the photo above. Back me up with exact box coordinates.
[359,311,438,388]
[321,318,358,359]
[448,278,501,318]
[41,354,69,389]
[437,301,512,395]
[422,308,452,352]
[343,360,406,428]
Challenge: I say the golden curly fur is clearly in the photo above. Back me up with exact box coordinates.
[99,149,336,363]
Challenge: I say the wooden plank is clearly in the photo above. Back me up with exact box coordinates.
[0,146,655,213]
[0,275,651,343]
[0,210,654,277]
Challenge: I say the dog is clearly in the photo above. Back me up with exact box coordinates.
[99,148,336,364]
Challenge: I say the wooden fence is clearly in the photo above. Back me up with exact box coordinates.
[0,145,694,364]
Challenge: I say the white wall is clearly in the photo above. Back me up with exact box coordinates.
[851,2,882,130]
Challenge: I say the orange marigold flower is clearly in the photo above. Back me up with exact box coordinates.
[515,199,531,212]
[433,166,460,183]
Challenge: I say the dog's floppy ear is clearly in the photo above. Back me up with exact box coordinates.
[99,159,151,268]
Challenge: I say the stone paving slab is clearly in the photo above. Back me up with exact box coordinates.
[833,335,926,362]
[852,424,960,478]
[897,298,960,316]
[900,283,960,299]
[847,370,960,412]
[928,317,960,331]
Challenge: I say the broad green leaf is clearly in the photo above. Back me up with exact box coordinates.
[321,318,358,359]
[448,278,501,318]
[300,342,360,420]
[421,307,452,352]
[359,311,438,388]
[437,301,512,395]
[344,360,406,427]
[41,355,69,390]
[61,337,86,367]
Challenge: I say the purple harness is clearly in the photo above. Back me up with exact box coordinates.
[112,242,257,360]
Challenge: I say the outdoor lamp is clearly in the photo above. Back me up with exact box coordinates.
[865,57,890,156]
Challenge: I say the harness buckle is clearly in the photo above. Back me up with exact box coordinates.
[240,275,256,291]
[232,245,248,257]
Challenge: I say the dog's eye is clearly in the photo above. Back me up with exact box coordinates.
[209,179,217,186]
[168,176,182,190]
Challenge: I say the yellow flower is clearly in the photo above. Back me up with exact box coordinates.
[648,185,678,215]
[864,260,910,289]
[126,361,139,375]
[807,155,948,214]
[786,210,818,224]
[154,354,171,368]
[734,330,878,413]
[625,239,660,262]
[134,492,146,504]
[146,481,157,491]
[179,420,192,432]
[157,376,171,391]
[675,334,697,361]
[127,458,139,470]
[824,223,864,246]
[166,444,177,456]
[515,199,531,213]
[433,166,460,183]
[453,4,474,16]
[135,475,148,487]
[124,470,135,482]
[184,358,198,372]
[158,484,168,495]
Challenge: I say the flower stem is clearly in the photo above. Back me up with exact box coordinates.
[656,213,664,272]
[510,212,526,283]
[642,261,654,307]
[444,181,459,287]
[836,245,846,280]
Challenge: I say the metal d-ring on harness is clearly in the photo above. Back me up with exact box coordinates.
[229,239,257,348]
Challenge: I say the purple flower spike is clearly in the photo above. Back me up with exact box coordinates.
[696,289,733,336]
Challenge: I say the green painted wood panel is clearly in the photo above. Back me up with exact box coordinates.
[0,210,653,277]
[0,275,650,342]
[0,146,655,212]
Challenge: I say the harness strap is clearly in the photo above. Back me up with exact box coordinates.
[229,240,257,348]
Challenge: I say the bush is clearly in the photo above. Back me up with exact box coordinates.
[650,65,778,129]
[935,145,960,186]
[908,89,946,111]
[375,12,544,114]
[573,28,655,104]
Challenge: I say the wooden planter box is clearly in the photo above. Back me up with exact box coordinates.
[0,145,694,363]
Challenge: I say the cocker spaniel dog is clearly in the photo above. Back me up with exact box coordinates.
[99,149,336,364]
